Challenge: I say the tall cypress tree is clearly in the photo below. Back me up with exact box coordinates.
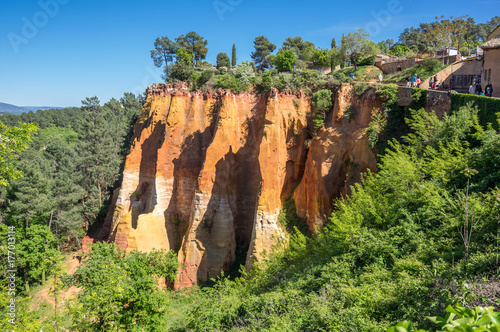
[231,43,237,68]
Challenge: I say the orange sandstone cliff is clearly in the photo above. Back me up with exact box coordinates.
[103,82,380,287]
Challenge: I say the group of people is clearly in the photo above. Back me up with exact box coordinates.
[469,81,494,97]
[406,74,422,88]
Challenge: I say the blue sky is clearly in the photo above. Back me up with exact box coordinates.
[0,0,497,107]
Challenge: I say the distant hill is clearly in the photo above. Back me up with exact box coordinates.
[0,102,66,115]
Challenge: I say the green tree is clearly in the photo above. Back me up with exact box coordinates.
[150,36,176,80]
[77,97,121,229]
[342,29,380,70]
[311,48,331,66]
[231,43,237,67]
[476,16,500,41]
[65,242,179,331]
[281,36,315,60]
[0,122,37,186]
[311,90,333,129]
[272,49,298,72]
[176,48,194,67]
[175,31,208,66]
[390,45,413,57]
[216,52,231,70]
[251,35,276,71]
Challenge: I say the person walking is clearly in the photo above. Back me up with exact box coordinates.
[378,72,383,84]
[417,77,422,88]
[485,81,493,97]
[429,77,434,89]
[469,82,476,94]
[412,74,417,87]
[406,75,412,87]
[475,82,483,95]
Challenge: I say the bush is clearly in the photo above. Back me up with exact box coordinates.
[358,56,376,66]
[311,89,333,130]
[273,49,298,72]
[354,82,368,96]
[216,52,231,70]
[422,58,442,72]
[332,71,347,82]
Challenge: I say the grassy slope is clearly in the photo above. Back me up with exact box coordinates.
[333,65,383,81]
[385,62,451,82]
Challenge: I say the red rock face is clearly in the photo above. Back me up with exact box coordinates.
[107,83,381,288]
[293,84,380,232]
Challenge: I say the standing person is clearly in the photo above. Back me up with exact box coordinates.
[469,82,476,94]
[485,81,493,97]
[406,75,412,87]
[412,74,417,87]
[429,77,434,89]
[475,82,483,95]
[378,72,383,84]
[417,76,422,88]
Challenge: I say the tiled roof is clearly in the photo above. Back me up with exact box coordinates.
[480,37,500,50]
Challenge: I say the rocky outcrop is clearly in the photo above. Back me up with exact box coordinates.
[294,84,379,231]
[107,83,383,287]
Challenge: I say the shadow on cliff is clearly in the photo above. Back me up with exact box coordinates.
[130,122,166,229]
[195,108,266,283]
[163,126,215,251]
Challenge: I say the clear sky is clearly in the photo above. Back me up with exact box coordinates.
[0,0,497,107]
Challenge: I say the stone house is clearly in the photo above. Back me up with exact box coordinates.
[480,25,500,97]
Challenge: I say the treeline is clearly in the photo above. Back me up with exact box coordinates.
[151,15,499,94]
[0,93,142,293]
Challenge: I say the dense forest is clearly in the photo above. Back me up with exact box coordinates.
[1,13,500,332]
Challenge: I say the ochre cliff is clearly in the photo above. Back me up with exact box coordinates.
[103,82,381,287]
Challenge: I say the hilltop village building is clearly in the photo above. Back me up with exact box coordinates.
[481,24,500,98]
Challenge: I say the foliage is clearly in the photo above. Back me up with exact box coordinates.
[354,82,369,96]
[64,242,178,331]
[341,29,380,70]
[175,31,208,65]
[231,43,237,67]
[0,121,37,186]
[311,89,333,130]
[389,304,500,331]
[366,110,387,148]
[376,83,400,108]
[450,94,500,131]
[150,36,176,78]
[422,58,442,72]
[159,102,500,332]
[0,93,141,294]
[390,45,413,57]
[251,35,276,71]
[272,49,298,72]
[216,52,231,70]
[281,36,315,60]
[311,48,331,66]
[175,48,194,67]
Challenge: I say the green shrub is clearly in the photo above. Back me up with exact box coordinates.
[376,83,399,108]
[354,82,368,96]
[422,58,442,72]
[358,56,376,66]
[312,89,333,130]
